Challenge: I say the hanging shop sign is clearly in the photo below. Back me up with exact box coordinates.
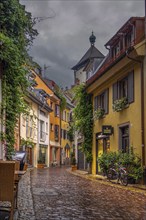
[102,125,113,135]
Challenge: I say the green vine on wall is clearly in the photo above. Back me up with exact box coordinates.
[55,88,67,111]
[0,0,38,159]
[0,33,30,159]
[21,138,35,148]
[73,84,93,163]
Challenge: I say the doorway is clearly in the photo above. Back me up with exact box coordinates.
[96,133,109,174]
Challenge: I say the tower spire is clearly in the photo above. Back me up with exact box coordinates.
[89,31,96,46]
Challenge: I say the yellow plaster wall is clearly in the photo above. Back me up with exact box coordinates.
[61,108,71,150]
[88,63,142,174]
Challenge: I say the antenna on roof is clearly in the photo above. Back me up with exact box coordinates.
[33,8,56,23]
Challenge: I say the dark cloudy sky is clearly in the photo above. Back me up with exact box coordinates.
[21,0,144,88]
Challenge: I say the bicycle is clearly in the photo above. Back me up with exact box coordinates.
[107,162,128,186]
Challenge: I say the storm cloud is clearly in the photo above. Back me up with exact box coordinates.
[21,0,144,88]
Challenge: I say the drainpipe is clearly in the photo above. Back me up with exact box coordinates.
[126,50,145,167]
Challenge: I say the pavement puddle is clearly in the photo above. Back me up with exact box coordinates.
[32,187,59,196]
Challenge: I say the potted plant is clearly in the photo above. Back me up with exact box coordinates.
[86,152,93,174]
[94,107,105,120]
[70,152,77,171]
[37,156,45,168]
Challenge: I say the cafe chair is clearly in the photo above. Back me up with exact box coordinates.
[0,161,16,220]
[14,161,20,209]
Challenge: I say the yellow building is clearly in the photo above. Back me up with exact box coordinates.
[86,17,146,174]
[33,71,61,166]
[61,94,74,165]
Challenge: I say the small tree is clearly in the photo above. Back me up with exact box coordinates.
[70,152,76,165]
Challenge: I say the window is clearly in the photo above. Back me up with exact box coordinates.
[63,130,68,139]
[50,123,53,131]
[67,113,70,122]
[40,110,46,116]
[125,31,133,48]
[50,102,53,109]
[61,112,63,120]
[46,122,48,134]
[64,111,66,121]
[22,116,26,126]
[112,42,120,59]
[94,89,109,114]
[55,125,59,141]
[119,77,128,98]
[55,104,60,117]
[119,125,129,153]
[30,116,33,138]
[40,120,45,141]
[113,71,134,104]
[26,116,30,138]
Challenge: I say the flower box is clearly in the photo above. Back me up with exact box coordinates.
[71,165,77,171]
[94,107,105,120]
[113,97,128,112]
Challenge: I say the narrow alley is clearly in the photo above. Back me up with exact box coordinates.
[17,167,146,220]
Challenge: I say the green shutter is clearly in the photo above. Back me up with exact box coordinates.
[128,71,134,103]
[112,82,118,102]
[104,89,109,114]
[94,96,98,110]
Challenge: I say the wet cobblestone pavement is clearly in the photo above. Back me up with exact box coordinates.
[27,167,146,220]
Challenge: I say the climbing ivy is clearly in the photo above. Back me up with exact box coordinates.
[0,33,30,158]
[0,0,38,54]
[73,84,93,163]
[20,138,35,148]
[0,0,38,159]
[55,88,67,111]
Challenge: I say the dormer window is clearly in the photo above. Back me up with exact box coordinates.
[125,31,133,48]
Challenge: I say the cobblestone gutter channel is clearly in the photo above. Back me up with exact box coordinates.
[67,168,146,195]
[17,170,35,220]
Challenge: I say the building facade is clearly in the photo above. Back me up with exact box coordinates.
[86,17,146,174]
[71,32,105,170]
[19,87,52,168]
[60,94,74,165]
[33,71,61,166]
[72,32,105,85]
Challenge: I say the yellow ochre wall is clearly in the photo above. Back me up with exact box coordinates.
[87,58,142,175]
[61,108,71,153]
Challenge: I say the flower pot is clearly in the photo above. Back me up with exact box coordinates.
[37,163,45,169]
[71,165,77,171]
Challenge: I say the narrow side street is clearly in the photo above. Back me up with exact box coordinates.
[18,167,146,220]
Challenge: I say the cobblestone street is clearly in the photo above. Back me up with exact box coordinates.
[18,167,146,220]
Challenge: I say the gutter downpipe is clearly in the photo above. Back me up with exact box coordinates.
[126,50,145,168]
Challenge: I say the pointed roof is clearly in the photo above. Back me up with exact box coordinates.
[72,45,104,70]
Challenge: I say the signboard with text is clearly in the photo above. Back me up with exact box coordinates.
[102,125,113,135]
